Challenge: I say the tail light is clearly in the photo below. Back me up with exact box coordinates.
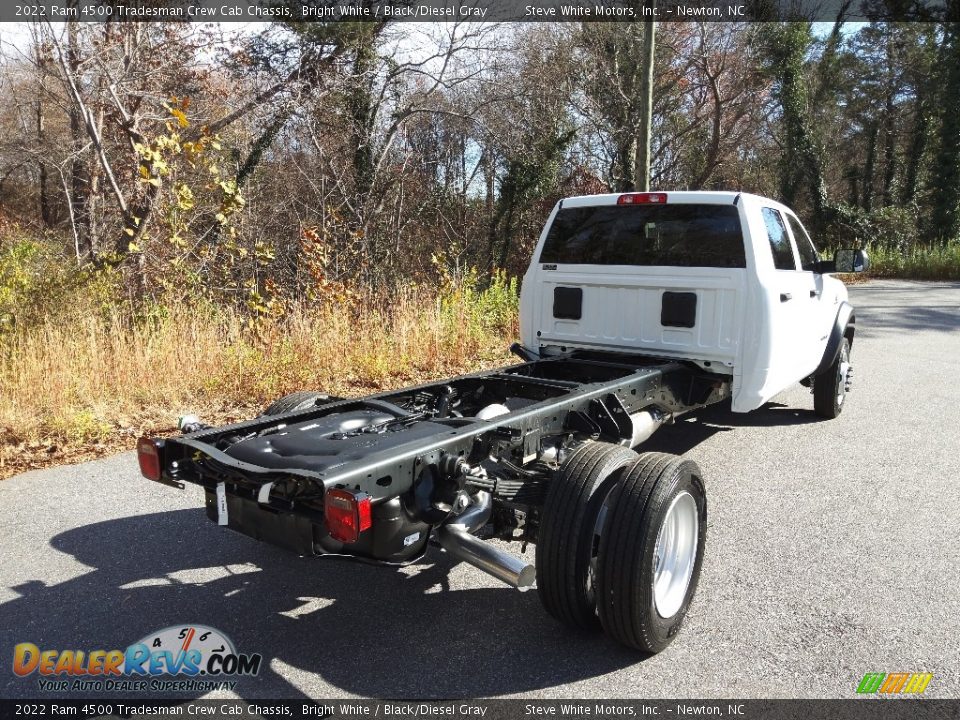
[618,192,667,205]
[137,437,162,481]
[324,489,372,544]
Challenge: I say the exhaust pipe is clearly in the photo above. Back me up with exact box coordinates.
[436,491,536,591]
[625,408,667,447]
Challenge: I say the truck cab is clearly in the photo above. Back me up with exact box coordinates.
[520,191,854,412]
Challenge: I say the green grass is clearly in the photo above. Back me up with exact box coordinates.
[865,241,960,281]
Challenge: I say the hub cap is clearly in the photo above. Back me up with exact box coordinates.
[653,491,699,619]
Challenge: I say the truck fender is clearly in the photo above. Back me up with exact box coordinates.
[814,301,855,377]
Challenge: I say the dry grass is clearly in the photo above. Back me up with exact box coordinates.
[835,272,872,285]
[0,290,516,479]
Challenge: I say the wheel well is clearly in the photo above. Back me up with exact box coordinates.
[844,314,856,347]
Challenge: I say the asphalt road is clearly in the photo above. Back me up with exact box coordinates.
[1,279,958,701]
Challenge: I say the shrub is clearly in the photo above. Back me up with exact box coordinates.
[0,263,520,477]
[865,240,960,280]
[0,236,123,335]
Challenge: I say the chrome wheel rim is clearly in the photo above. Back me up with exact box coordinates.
[837,345,850,406]
[653,491,699,619]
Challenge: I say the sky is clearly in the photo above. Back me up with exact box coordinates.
[0,19,869,73]
[0,18,869,50]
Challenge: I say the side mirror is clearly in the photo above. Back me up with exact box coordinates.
[833,248,870,273]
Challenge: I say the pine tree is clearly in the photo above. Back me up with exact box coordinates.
[930,16,960,243]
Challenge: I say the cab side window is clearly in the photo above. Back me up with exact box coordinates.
[762,207,796,270]
[786,215,819,271]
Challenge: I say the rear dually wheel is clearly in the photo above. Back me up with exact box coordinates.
[596,452,707,653]
[536,441,639,631]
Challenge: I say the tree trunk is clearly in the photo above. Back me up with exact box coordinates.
[862,121,878,212]
[881,84,897,207]
[237,110,291,189]
[484,146,495,219]
[845,167,860,207]
[346,32,379,282]
[901,91,927,205]
[36,100,52,227]
[494,206,517,271]
[693,72,723,189]
[616,135,637,192]
[349,36,377,202]
[633,16,656,192]
[88,106,103,257]
[66,21,94,259]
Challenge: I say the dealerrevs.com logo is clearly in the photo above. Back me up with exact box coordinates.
[12,625,262,693]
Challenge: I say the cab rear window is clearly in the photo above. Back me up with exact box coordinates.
[539,204,746,268]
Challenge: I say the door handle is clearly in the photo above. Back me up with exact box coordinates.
[780,293,792,302]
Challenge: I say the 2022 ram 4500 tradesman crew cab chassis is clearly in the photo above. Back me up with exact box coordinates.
[138,191,867,652]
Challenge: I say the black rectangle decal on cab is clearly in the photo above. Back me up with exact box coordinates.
[661,291,697,328]
[553,286,583,320]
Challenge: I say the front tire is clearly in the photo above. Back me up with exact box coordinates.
[536,442,638,631]
[596,452,707,653]
[813,337,851,419]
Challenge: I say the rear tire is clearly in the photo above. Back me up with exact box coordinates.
[536,442,638,631]
[813,337,851,419]
[596,452,707,653]
[262,391,332,416]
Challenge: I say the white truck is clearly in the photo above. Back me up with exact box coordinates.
[138,191,867,653]
[522,191,865,417]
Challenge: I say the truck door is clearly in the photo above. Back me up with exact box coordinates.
[759,207,815,384]
[784,213,832,375]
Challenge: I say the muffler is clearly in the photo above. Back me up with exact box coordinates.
[436,491,536,591]
[625,408,667,447]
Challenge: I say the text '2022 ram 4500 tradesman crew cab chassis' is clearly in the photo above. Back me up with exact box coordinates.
[137,191,868,652]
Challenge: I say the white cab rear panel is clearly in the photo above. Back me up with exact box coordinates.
[526,265,744,370]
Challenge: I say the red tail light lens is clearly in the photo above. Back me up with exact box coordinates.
[324,489,372,544]
[137,437,162,481]
[617,192,667,205]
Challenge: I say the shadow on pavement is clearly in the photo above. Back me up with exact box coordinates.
[641,400,819,456]
[0,509,641,699]
[850,282,960,335]
[0,400,840,697]
[855,304,960,334]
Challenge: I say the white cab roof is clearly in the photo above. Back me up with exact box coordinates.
[559,191,777,209]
